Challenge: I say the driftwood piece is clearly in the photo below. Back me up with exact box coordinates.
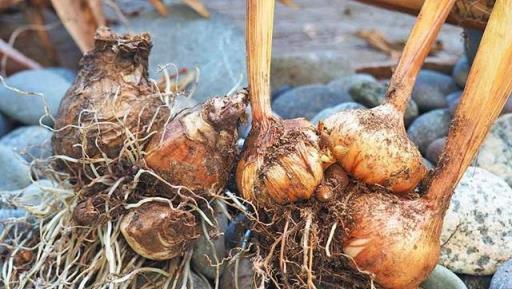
[0,38,42,71]
[0,0,22,10]
[50,0,99,53]
[148,0,169,16]
[182,0,210,18]
[23,3,58,65]
[355,0,493,30]
[355,56,457,79]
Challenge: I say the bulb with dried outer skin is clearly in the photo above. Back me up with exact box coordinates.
[53,27,163,178]
[320,0,461,194]
[145,90,248,193]
[321,105,427,193]
[341,190,442,289]
[237,117,331,206]
[321,104,427,193]
[120,202,199,260]
[237,0,332,206]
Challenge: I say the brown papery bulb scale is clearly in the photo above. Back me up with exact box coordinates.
[237,117,328,205]
[52,27,163,180]
[145,89,248,194]
[236,0,331,207]
[120,202,199,261]
[341,3,512,288]
[321,0,458,194]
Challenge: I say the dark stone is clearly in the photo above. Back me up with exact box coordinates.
[272,84,351,119]
[349,81,419,125]
[464,28,484,64]
[412,70,458,112]
[0,126,53,162]
[310,102,365,125]
[271,85,293,101]
[407,109,451,154]
[458,274,492,289]
[426,137,447,164]
[224,214,251,250]
[453,56,470,88]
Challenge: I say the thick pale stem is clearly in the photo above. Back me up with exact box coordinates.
[425,0,512,212]
[355,0,492,30]
[386,0,455,113]
[246,0,274,123]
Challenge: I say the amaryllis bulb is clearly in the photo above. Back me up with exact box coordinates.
[321,104,426,193]
[320,0,459,194]
[237,117,330,206]
[342,192,441,289]
[340,0,512,286]
[53,28,163,179]
[238,0,332,206]
[120,202,199,260]
[145,90,248,194]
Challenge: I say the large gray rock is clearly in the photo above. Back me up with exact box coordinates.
[0,126,53,162]
[191,201,228,279]
[426,137,447,165]
[310,102,365,125]
[270,51,351,90]
[189,272,212,289]
[0,144,31,190]
[440,167,512,275]
[452,56,470,88]
[0,69,71,125]
[224,213,250,250]
[421,265,467,289]
[272,84,351,119]
[464,28,483,64]
[349,81,419,125]
[45,67,76,82]
[476,114,512,187]
[490,259,512,289]
[446,91,463,115]
[412,70,458,112]
[327,73,376,94]
[407,109,452,154]
[117,4,246,103]
[220,256,255,289]
[0,113,11,137]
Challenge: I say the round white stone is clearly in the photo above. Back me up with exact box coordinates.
[440,167,512,275]
[476,113,512,187]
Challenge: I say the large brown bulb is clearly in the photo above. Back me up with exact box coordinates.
[236,117,330,206]
[52,28,162,178]
[342,191,441,289]
[145,90,248,193]
[120,202,199,260]
[321,104,427,193]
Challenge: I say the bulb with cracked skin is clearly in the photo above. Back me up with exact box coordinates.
[53,27,163,179]
[120,202,199,260]
[320,104,427,193]
[145,90,248,194]
[237,117,331,206]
